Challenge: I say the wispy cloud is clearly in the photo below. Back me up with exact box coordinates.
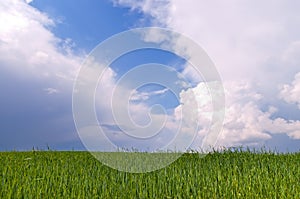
[130,88,169,101]
[44,88,59,95]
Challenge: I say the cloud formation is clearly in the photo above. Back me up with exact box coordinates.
[175,81,300,150]
[114,0,300,149]
[0,0,83,149]
[1,0,299,151]
[280,72,300,109]
[0,0,82,82]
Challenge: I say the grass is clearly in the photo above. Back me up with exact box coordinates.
[0,149,299,198]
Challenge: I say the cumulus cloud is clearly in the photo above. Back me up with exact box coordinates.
[114,0,300,150]
[279,72,300,109]
[175,81,300,149]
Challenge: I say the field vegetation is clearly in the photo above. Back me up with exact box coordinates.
[0,149,299,198]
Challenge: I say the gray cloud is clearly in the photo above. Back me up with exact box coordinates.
[0,0,83,150]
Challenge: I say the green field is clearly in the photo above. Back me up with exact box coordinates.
[0,150,299,198]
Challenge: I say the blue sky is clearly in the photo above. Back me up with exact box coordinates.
[0,0,300,152]
[30,0,150,51]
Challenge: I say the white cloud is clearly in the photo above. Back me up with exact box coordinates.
[116,0,300,82]
[81,58,171,140]
[4,0,298,150]
[115,0,300,149]
[0,0,188,151]
[0,0,82,86]
[180,63,203,84]
[279,72,300,109]
[113,0,169,26]
[44,88,59,95]
[281,41,300,65]
[130,88,169,101]
[25,0,33,4]
[0,0,85,147]
[174,81,300,150]
[223,82,300,143]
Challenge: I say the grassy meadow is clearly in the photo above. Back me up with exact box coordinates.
[0,149,299,198]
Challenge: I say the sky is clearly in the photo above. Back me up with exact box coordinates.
[0,0,300,152]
